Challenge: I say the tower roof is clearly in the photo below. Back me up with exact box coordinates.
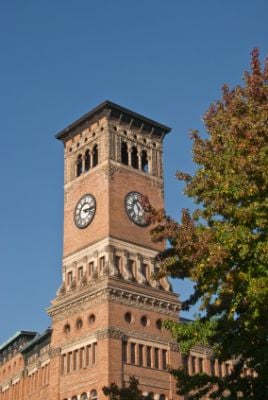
[55,100,171,142]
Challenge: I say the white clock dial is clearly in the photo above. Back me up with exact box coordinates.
[74,194,96,229]
[125,191,149,227]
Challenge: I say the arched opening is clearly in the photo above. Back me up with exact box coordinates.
[76,154,83,177]
[92,145,98,167]
[141,150,148,173]
[80,393,88,400]
[71,397,78,400]
[90,389,98,400]
[131,146,138,169]
[121,142,128,165]
[85,149,91,171]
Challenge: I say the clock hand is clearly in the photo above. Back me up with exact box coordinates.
[83,206,94,213]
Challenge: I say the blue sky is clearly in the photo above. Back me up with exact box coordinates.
[0,0,268,344]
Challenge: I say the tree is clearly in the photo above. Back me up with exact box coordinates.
[102,376,153,400]
[147,49,268,399]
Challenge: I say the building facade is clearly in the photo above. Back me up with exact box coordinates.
[0,102,223,400]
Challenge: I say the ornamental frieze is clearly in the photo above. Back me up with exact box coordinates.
[49,284,179,322]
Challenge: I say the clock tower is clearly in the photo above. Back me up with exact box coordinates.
[47,101,181,400]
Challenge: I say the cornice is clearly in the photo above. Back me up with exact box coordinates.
[48,277,180,321]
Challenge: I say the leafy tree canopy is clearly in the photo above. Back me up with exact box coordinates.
[103,376,153,400]
[148,49,268,399]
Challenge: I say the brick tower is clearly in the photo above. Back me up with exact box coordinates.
[47,101,181,400]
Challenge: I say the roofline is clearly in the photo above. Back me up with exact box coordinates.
[21,328,52,354]
[0,331,37,352]
[55,100,171,142]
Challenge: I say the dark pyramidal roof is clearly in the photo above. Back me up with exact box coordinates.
[56,100,171,142]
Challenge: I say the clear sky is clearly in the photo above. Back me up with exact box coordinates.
[0,0,268,344]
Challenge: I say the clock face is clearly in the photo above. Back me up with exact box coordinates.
[125,191,149,227]
[74,194,96,229]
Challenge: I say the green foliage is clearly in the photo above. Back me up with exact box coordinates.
[102,376,153,400]
[151,49,268,399]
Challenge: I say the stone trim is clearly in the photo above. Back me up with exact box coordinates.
[48,283,180,321]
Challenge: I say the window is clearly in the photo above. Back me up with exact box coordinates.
[81,393,88,400]
[131,146,138,169]
[162,350,167,370]
[78,267,83,281]
[141,263,149,281]
[159,395,166,400]
[67,352,72,373]
[99,256,105,271]
[88,261,94,277]
[121,142,128,165]
[76,318,83,330]
[61,354,66,374]
[76,154,83,177]
[139,344,143,366]
[86,345,91,366]
[191,356,196,374]
[122,341,127,363]
[218,362,223,378]
[129,260,136,279]
[141,315,149,327]
[182,355,189,374]
[85,149,90,171]
[64,324,71,334]
[141,150,148,172]
[210,359,215,375]
[79,347,84,369]
[88,314,96,325]
[115,255,122,275]
[90,389,98,400]
[226,363,231,375]
[199,357,204,373]
[147,346,151,367]
[125,312,132,323]
[131,343,136,364]
[156,319,162,330]
[154,348,159,369]
[67,271,73,285]
[73,350,78,370]
[92,342,97,364]
[92,145,98,167]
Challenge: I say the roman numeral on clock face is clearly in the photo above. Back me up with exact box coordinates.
[74,194,96,229]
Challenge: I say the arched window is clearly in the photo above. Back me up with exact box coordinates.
[76,154,83,177]
[90,389,98,399]
[131,146,138,169]
[80,393,88,400]
[71,396,78,400]
[121,142,128,165]
[141,150,148,173]
[92,145,98,167]
[85,150,91,171]
[159,395,166,400]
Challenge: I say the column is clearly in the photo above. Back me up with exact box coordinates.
[122,250,132,280]
[188,355,194,375]
[151,346,155,369]
[135,344,139,366]
[126,342,131,364]
[136,254,146,284]
[127,144,132,167]
[104,245,118,276]
[138,148,142,170]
